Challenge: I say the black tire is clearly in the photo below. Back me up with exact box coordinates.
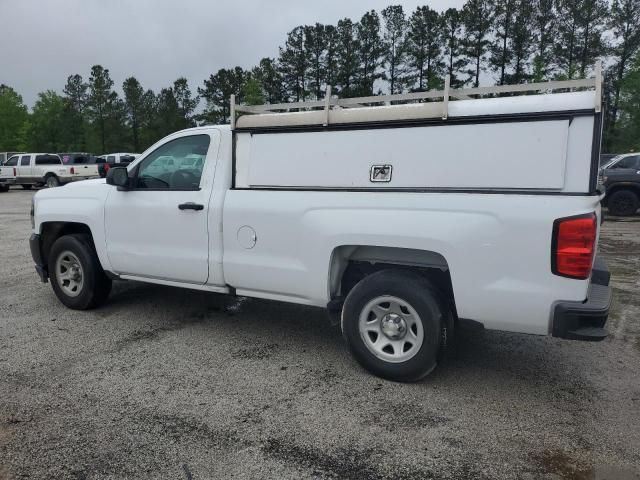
[48,234,112,310]
[45,175,60,188]
[0,185,9,193]
[607,189,639,216]
[21,184,32,190]
[341,269,449,382]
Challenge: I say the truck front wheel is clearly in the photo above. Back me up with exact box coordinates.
[607,190,639,216]
[48,234,112,310]
[341,269,447,382]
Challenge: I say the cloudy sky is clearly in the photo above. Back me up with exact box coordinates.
[0,0,464,108]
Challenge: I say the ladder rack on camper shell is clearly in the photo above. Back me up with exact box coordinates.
[230,61,602,130]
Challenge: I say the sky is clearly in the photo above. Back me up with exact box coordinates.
[0,0,464,108]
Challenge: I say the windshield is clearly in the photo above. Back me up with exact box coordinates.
[602,156,622,169]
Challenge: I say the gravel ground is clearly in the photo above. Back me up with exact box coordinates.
[1,188,639,480]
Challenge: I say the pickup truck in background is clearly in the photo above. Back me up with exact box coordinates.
[0,161,16,192]
[0,152,24,166]
[29,72,612,381]
[599,153,640,216]
[12,153,99,188]
[97,153,138,178]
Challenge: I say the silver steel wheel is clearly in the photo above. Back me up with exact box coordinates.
[55,251,84,297]
[358,295,424,363]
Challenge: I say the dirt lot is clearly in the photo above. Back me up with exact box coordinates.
[1,188,639,480]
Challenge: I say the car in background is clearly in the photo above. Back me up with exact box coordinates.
[0,152,25,166]
[97,153,138,178]
[599,153,640,216]
[11,153,100,188]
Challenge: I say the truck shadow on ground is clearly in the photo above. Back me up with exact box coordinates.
[99,279,597,394]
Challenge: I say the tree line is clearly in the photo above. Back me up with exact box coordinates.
[1,0,640,154]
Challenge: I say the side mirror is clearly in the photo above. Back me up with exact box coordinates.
[106,167,130,190]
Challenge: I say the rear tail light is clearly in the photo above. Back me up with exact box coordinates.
[104,164,110,173]
[70,167,75,174]
[13,167,16,176]
[552,213,597,279]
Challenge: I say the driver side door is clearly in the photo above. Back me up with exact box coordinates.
[104,131,218,284]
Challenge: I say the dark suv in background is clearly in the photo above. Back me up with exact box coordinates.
[600,153,640,216]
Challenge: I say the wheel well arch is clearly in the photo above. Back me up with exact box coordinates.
[329,245,457,318]
[39,222,94,268]
[604,184,640,204]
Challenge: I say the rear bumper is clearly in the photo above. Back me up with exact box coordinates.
[552,256,611,341]
[0,178,15,185]
[29,233,48,283]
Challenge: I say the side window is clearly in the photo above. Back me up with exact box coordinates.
[136,135,210,190]
[615,156,639,169]
[6,156,19,166]
[106,156,116,164]
[35,155,62,165]
[20,156,30,166]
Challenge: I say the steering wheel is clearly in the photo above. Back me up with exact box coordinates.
[170,169,199,189]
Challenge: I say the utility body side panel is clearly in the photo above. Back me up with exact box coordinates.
[222,190,601,335]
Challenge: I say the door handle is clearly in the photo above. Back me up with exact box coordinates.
[178,202,204,211]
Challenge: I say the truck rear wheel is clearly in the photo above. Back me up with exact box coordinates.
[48,234,112,310]
[45,175,60,188]
[607,190,639,216]
[341,269,446,382]
[0,185,9,193]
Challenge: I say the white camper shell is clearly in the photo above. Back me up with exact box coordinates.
[232,74,602,195]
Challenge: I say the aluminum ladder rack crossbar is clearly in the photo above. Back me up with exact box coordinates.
[230,61,601,130]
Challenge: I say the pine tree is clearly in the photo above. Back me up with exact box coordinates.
[508,0,535,83]
[356,10,384,96]
[461,0,493,87]
[406,6,444,91]
[531,0,556,81]
[577,0,609,78]
[324,25,339,91]
[199,67,245,124]
[172,78,198,128]
[123,77,146,151]
[305,23,327,99]
[252,58,285,104]
[86,65,119,153]
[335,18,360,97]
[442,8,466,88]
[62,74,88,150]
[489,0,516,85]
[154,88,180,137]
[381,5,409,94]
[279,27,308,101]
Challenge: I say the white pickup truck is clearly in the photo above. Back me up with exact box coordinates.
[29,73,612,381]
[12,153,99,188]
[0,160,16,192]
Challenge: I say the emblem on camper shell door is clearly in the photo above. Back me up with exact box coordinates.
[370,165,392,183]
